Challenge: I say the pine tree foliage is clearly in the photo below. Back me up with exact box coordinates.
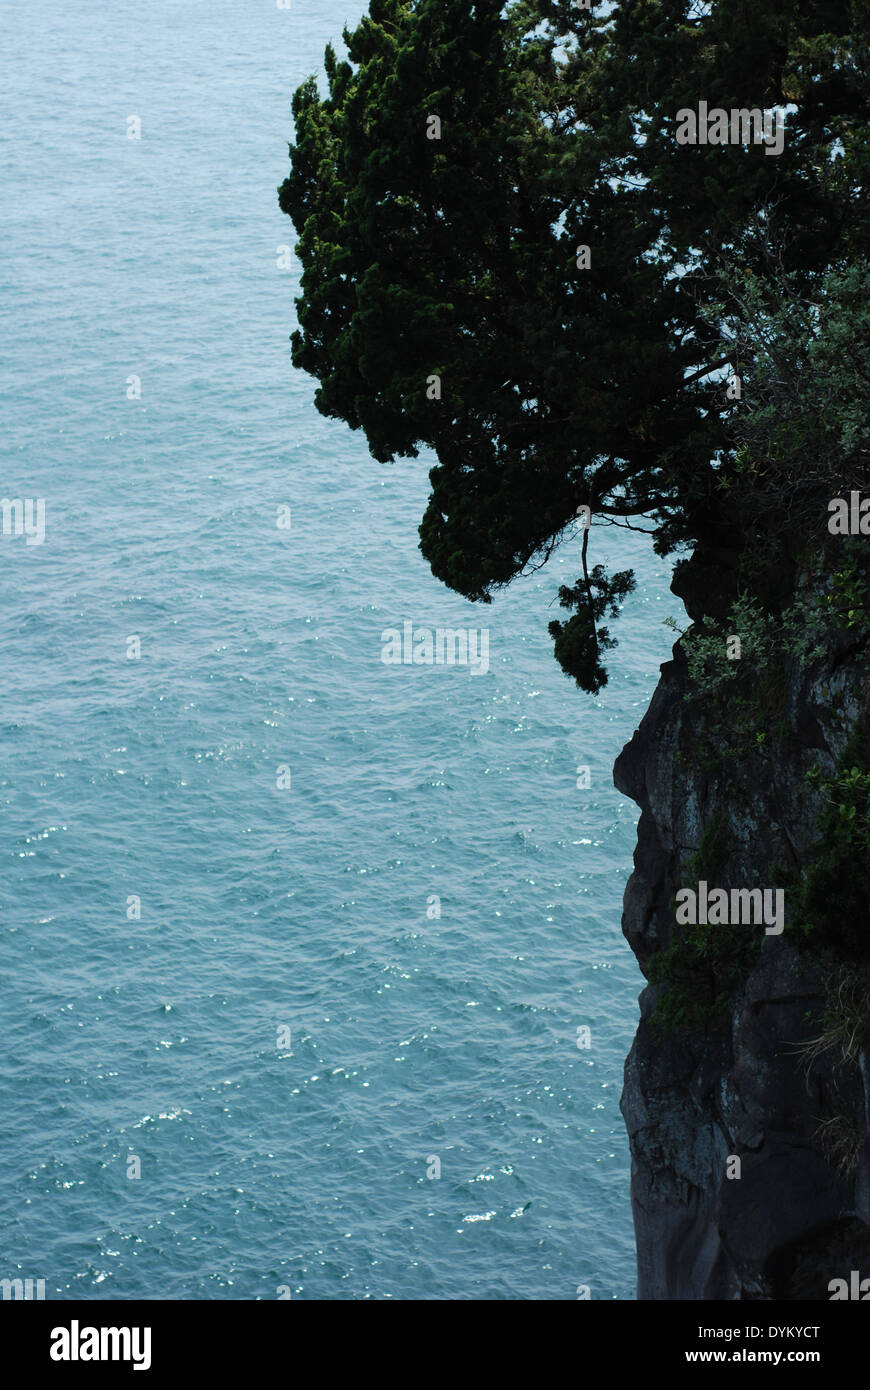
[280,0,869,690]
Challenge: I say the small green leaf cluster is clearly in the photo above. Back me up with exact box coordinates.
[649,816,761,1035]
[793,730,870,960]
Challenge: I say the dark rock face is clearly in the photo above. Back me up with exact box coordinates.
[615,554,870,1299]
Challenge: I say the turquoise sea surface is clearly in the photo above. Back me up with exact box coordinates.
[0,0,683,1299]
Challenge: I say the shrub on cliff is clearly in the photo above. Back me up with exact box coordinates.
[798,729,870,960]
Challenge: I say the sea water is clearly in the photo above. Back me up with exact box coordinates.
[0,0,682,1299]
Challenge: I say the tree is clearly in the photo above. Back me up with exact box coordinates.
[279,0,869,690]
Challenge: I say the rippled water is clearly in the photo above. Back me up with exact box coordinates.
[0,0,682,1299]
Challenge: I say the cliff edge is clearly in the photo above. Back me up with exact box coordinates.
[615,543,870,1299]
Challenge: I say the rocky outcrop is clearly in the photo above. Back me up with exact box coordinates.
[615,549,870,1299]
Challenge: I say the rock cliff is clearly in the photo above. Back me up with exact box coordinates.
[615,544,870,1299]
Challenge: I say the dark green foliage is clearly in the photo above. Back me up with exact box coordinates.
[280,0,870,683]
[699,261,870,560]
[795,728,870,960]
[648,919,762,1034]
[548,564,636,693]
[649,815,762,1034]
